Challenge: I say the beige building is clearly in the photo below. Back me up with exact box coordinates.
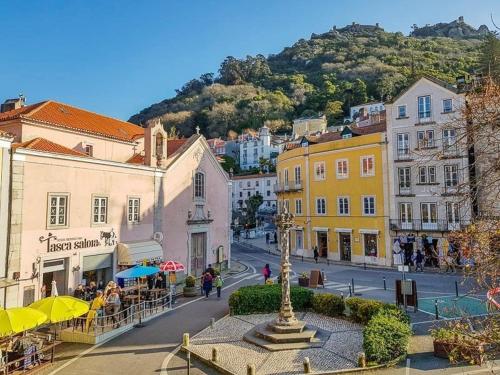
[292,115,327,139]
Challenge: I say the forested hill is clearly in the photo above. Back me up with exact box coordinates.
[129,19,486,138]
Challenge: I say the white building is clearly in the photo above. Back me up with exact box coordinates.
[386,76,472,255]
[292,115,327,139]
[239,126,279,170]
[231,173,277,211]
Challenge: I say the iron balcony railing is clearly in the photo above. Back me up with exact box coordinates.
[397,184,413,196]
[442,144,462,158]
[390,219,470,232]
[274,180,303,193]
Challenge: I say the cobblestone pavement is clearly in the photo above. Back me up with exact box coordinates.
[187,313,363,375]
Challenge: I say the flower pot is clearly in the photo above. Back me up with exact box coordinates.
[183,286,198,297]
[298,277,310,287]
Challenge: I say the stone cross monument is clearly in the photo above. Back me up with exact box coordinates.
[275,207,299,327]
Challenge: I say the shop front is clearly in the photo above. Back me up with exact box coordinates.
[116,240,163,268]
[81,253,113,290]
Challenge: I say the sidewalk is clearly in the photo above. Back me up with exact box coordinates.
[237,236,462,275]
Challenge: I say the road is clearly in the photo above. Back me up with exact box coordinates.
[48,243,494,375]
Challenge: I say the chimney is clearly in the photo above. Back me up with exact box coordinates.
[1,94,26,113]
[458,16,464,23]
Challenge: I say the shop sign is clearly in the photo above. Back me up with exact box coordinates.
[39,229,117,253]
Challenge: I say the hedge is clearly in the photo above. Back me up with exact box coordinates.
[311,293,345,317]
[228,284,313,315]
[363,310,412,363]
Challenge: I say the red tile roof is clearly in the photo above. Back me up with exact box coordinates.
[0,101,144,142]
[167,139,188,156]
[232,173,277,180]
[126,153,145,165]
[13,138,89,157]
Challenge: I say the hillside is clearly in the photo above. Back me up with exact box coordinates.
[129,18,486,138]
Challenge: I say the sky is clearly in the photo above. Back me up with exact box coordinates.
[1,0,498,121]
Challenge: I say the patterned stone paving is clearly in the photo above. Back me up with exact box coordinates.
[186,313,363,374]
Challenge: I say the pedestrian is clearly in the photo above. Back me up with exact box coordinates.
[105,288,121,328]
[313,246,319,263]
[215,274,223,298]
[203,272,213,298]
[265,232,270,245]
[87,290,105,330]
[273,232,277,244]
[73,284,85,299]
[262,264,271,283]
[415,250,424,272]
[206,264,215,277]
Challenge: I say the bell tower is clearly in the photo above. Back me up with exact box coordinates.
[144,119,168,168]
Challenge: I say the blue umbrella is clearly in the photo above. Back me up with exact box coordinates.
[115,265,160,327]
[115,265,160,279]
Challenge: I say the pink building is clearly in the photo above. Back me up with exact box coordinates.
[0,100,230,307]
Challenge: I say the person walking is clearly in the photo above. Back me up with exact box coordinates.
[313,246,319,263]
[206,264,215,277]
[203,272,213,298]
[214,274,223,298]
[415,250,424,272]
[262,264,271,283]
[265,232,270,245]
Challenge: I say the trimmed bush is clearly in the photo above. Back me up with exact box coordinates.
[345,297,383,324]
[312,293,345,317]
[185,275,196,287]
[228,284,313,315]
[363,310,412,364]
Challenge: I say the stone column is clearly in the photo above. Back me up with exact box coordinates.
[275,208,298,326]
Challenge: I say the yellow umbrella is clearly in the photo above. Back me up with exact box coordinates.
[0,307,47,337]
[29,296,89,323]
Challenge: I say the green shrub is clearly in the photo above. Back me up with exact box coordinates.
[378,304,411,325]
[363,311,412,364]
[228,284,313,315]
[346,297,383,324]
[185,275,196,287]
[312,293,345,317]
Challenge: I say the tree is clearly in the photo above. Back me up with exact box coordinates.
[351,79,368,105]
[324,100,344,125]
[220,155,239,174]
[479,33,500,81]
[245,193,264,228]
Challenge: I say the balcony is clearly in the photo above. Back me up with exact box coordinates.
[390,219,470,232]
[274,180,303,193]
[441,145,463,159]
[415,114,435,126]
[396,185,413,196]
[395,152,413,162]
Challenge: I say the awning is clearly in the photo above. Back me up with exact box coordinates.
[117,241,163,266]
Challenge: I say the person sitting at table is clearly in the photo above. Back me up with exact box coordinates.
[73,284,85,299]
[86,290,105,331]
[155,274,163,289]
[87,281,97,300]
[105,288,121,328]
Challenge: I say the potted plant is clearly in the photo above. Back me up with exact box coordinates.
[298,271,310,287]
[431,328,485,365]
[183,275,198,297]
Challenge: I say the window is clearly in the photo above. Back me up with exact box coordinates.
[92,197,108,224]
[364,234,377,257]
[48,194,69,227]
[255,180,259,187]
[428,166,436,183]
[336,159,348,179]
[294,166,301,182]
[266,179,271,186]
[418,166,427,183]
[447,202,460,224]
[239,192,242,198]
[443,129,456,149]
[194,172,205,199]
[295,230,303,250]
[418,95,431,118]
[421,203,437,225]
[397,133,410,157]
[284,200,290,212]
[418,166,436,184]
[284,169,289,184]
[337,196,350,216]
[417,130,434,148]
[397,105,407,118]
[342,133,352,139]
[362,196,376,215]
[398,167,411,191]
[155,133,164,157]
[253,148,258,157]
[243,143,247,148]
[253,141,258,147]
[314,162,326,180]
[443,99,453,113]
[266,190,270,197]
[316,198,326,215]
[84,144,93,157]
[295,199,302,215]
[238,181,242,188]
[247,191,250,197]
[361,156,375,176]
[444,165,459,187]
[399,203,413,223]
[247,181,251,187]
[128,198,140,223]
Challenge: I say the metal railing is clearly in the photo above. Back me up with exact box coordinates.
[273,180,303,193]
[396,151,412,161]
[0,339,60,375]
[397,185,412,196]
[69,291,173,336]
[390,219,470,232]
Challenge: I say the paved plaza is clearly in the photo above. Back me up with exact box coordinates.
[186,312,363,375]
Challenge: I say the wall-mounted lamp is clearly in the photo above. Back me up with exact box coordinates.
[72,265,81,272]
[188,210,192,219]
[207,210,211,219]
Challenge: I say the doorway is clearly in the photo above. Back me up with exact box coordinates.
[317,232,328,258]
[42,258,68,296]
[339,233,351,261]
[190,232,207,277]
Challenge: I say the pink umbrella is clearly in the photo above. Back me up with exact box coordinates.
[159,261,185,272]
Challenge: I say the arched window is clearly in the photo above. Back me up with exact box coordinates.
[194,172,205,199]
[155,133,164,157]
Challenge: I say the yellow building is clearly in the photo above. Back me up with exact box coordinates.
[276,125,391,266]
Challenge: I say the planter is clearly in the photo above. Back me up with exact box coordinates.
[183,286,199,297]
[433,340,485,365]
[298,277,310,287]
